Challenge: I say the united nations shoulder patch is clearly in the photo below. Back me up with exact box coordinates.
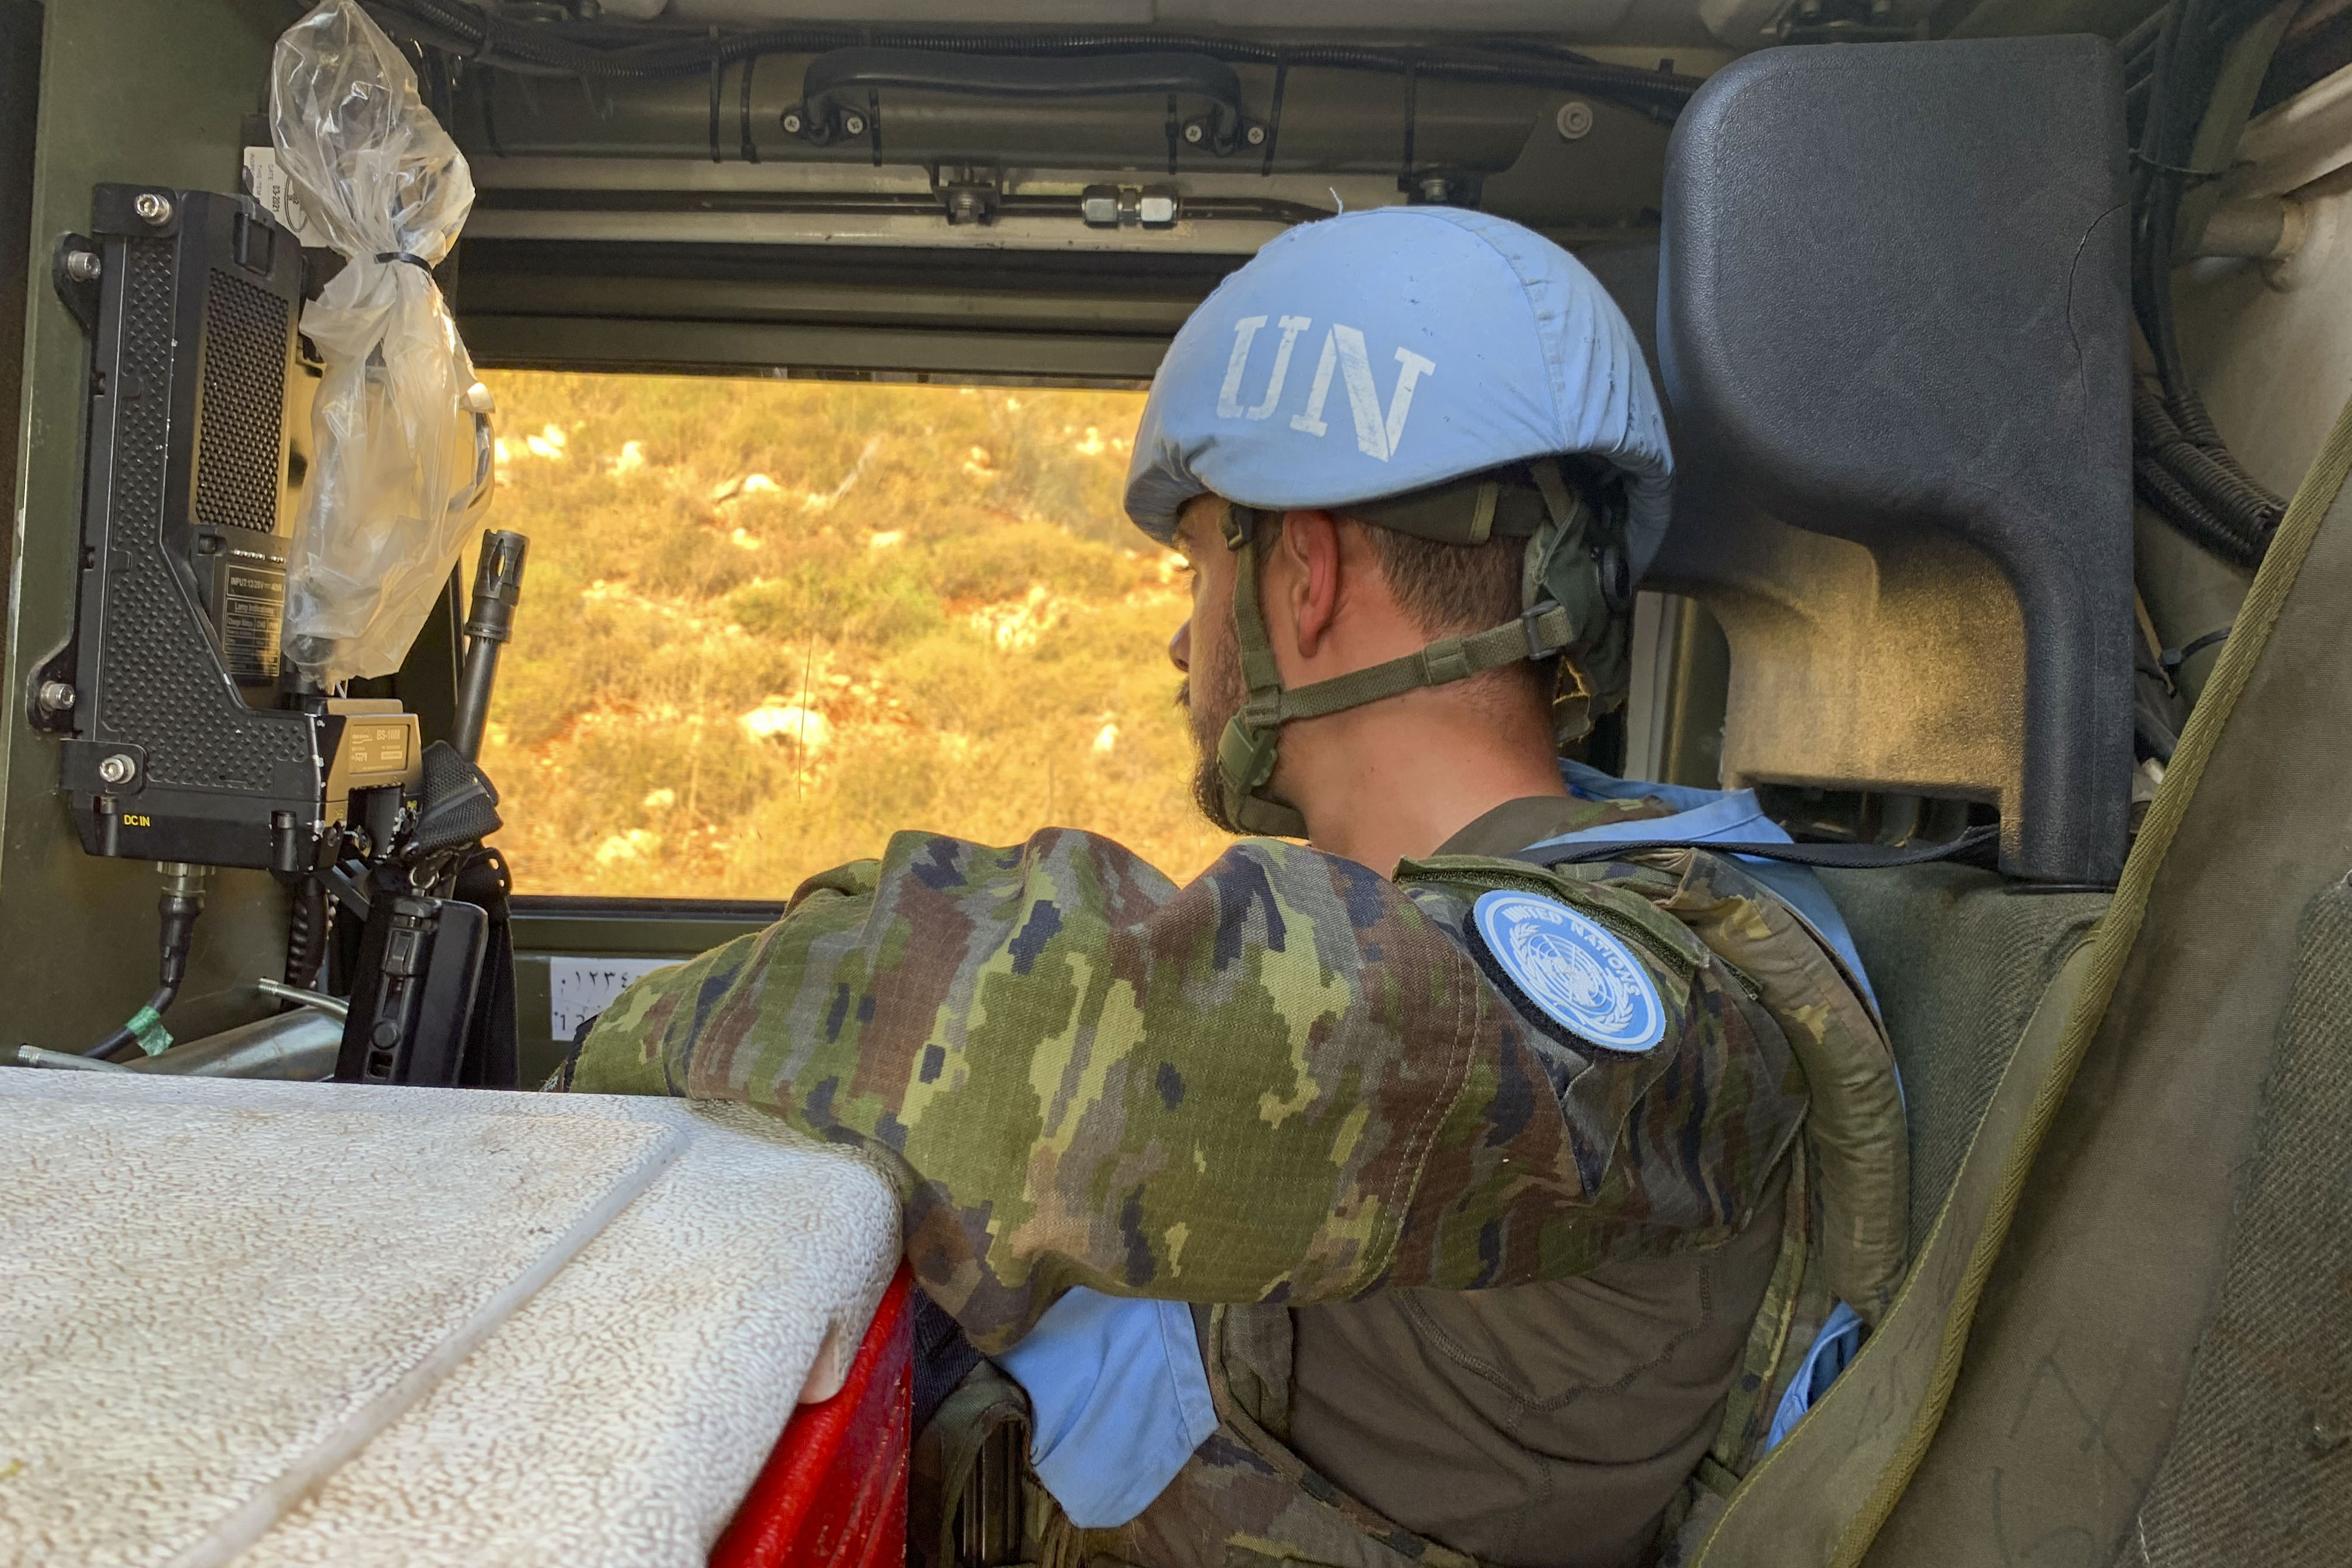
[1471,890,1668,1053]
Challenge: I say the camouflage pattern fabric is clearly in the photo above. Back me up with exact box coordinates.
[569,825,1812,1355]
[1060,850,1895,1568]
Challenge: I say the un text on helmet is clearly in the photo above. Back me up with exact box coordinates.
[1215,316,1437,463]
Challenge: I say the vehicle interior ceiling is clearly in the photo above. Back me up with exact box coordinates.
[10,0,2350,1080]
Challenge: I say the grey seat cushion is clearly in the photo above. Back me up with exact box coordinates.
[1816,864,2108,1244]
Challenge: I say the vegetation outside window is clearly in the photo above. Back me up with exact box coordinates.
[478,372,1233,899]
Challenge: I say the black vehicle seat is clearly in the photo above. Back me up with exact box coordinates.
[1811,867,2106,1245]
[1578,32,2130,1244]
[1579,32,2136,1556]
[1616,32,2352,1568]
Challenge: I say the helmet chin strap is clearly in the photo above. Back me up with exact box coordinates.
[1211,460,1617,839]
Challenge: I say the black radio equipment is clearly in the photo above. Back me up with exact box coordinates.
[35,182,524,1088]
[38,183,420,871]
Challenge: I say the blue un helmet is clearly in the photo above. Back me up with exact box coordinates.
[1124,206,1673,837]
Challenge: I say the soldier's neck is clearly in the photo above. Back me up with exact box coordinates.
[1276,687,1568,874]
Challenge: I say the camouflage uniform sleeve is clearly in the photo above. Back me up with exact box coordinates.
[571,828,1808,1352]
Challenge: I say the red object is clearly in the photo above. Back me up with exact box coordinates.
[711,1268,914,1568]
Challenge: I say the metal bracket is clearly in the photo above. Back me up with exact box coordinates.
[60,738,148,797]
[50,233,99,335]
[934,166,1001,227]
[1402,168,1486,208]
[26,640,78,736]
[91,184,181,239]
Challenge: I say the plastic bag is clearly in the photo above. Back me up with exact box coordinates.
[271,0,493,691]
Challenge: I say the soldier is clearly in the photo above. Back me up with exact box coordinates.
[565,207,1906,1568]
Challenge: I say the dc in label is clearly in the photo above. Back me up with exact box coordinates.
[1472,890,1667,1052]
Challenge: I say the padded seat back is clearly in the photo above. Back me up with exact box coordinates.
[1815,866,2107,1240]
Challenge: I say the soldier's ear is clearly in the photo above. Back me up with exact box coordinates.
[1277,509,1344,658]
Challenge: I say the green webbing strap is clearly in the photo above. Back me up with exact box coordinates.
[1271,604,1575,725]
[1518,824,2000,873]
[1690,386,2352,1568]
[911,1360,1033,1568]
[1345,471,1564,544]
[1215,508,1308,835]
[1212,498,1579,838]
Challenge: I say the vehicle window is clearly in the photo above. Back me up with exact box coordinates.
[477,371,1232,898]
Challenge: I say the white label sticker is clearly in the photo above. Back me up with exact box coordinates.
[240,146,314,242]
[548,956,680,1044]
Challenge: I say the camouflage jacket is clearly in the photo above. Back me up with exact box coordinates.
[567,824,1812,1354]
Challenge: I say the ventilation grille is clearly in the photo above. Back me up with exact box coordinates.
[194,268,289,535]
[96,237,308,790]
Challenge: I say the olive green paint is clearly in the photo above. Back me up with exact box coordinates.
[0,0,294,1054]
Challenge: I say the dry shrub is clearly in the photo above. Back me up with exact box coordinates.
[475,371,1230,897]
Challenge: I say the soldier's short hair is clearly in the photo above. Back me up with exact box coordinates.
[1353,524,1526,640]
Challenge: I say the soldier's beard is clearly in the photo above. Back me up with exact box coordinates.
[1175,611,1250,834]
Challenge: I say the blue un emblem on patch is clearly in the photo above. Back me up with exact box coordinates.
[1472,890,1667,1053]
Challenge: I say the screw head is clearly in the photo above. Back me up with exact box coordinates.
[1182,121,1205,145]
[843,113,866,135]
[1556,100,1595,141]
[36,680,74,713]
[1417,174,1453,204]
[63,250,100,283]
[781,110,804,134]
[132,192,173,226]
[1246,124,1266,146]
[96,752,135,785]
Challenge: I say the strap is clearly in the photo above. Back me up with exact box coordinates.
[1692,384,2352,1567]
[1214,502,1578,838]
[1689,940,2098,1567]
[1215,510,1308,836]
[453,847,519,1090]
[2161,624,2231,672]
[910,1359,1034,1568]
[1514,823,1999,872]
[1273,603,1574,724]
[1528,457,1581,537]
[1345,466,1575,544]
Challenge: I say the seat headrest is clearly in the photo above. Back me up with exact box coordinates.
[1648,35,2134,884]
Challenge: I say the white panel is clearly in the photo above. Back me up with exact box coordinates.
[0,1076,901,1568]
[548,954,684,1042]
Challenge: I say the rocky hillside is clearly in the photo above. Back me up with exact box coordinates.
[475,370,1232,898]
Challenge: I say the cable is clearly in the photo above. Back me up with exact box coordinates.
[78,864,208,1060]
[2132,380,2276,561]
[358,2,1701,120]
[2124,0,2290,566]
[282,872,329,993]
